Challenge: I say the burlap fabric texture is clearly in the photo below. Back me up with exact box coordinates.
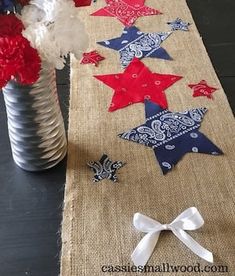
[61,1,235,275]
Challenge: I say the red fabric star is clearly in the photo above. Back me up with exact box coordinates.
[91,0,162,27]
[94,58,182,112]
[80,50,105,67]
[188,80,218,99]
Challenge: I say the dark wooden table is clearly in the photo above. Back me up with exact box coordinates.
[0,1,234,275]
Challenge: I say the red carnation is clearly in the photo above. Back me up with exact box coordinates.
[0,14,41,89]
[0,34,41,88]
[0,37,22,87]
[0,15,24,37]
[16,38,41,85]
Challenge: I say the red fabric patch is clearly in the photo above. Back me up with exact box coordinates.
[80,50,105,67]
[74,0,92,7]
[188,80,218,99]
[94,58,182,112]
[91,0,162,27]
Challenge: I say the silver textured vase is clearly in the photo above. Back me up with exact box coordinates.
[2,64,67,171]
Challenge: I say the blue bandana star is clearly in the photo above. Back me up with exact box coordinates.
[167,18,190,31]
[97,26,173,68]
[87,154,125,182]
[118,101,223,174]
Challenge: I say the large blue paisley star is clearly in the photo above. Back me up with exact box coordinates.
[118,101,223,174]
[97,26,172,68]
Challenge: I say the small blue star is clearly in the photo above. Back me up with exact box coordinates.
[87,154,125,183]
[167,18,191,31]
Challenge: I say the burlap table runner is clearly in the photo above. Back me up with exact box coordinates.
[60,1,235,275]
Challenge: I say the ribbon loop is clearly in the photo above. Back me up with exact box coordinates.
[170,207,204,230]
[133,213,163,233]
[131,207,213,266]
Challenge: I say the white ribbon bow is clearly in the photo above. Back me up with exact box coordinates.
[131,207,213,266]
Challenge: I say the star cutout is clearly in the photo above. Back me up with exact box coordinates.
[118,100,223,174]
[97,26,173,68]
[80,50,105,67]
[167,18,190,31]
[91,0,162,27]
[94,58,182,112]
[87,154,125,182]
[188,80,218,99]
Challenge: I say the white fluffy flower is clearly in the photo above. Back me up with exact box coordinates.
[21,0,89,69]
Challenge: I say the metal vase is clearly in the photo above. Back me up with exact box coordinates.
[2,64,67,171]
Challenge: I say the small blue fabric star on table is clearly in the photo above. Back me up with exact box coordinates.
[167,18,190,31]
[87,154,125,182]
[97,26,173,68]
[118,101,223,174]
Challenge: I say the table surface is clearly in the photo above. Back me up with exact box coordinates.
[0,1,234,275]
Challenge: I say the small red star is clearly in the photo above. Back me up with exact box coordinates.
[188,80,218,99]
[80,50,105,67]
[91,0,162,27]
[94,58,182,112]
